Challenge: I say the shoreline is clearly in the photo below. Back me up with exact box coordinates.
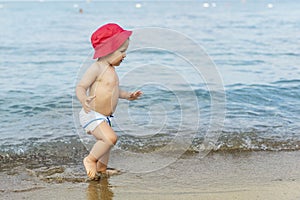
[1,151,300,200]
[2,180,300,200]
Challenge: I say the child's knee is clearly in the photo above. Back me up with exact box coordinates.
[102,133,118,145]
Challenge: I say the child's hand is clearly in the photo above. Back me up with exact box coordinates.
[128,90,143,101]
[83,95,96,113]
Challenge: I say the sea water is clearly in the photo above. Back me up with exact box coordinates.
[0,1,299,170]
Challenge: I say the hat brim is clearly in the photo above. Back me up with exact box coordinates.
[93,30,132,59]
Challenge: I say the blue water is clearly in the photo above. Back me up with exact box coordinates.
[0,1,299,156]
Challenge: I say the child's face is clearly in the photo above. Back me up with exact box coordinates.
[108,39,129,67]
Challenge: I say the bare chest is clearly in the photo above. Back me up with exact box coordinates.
[94,68,119,88]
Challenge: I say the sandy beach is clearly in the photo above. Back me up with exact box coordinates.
[2,151,300,200]
[1,1,299,200]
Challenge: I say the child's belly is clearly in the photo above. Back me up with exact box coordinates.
[90,88,119,116]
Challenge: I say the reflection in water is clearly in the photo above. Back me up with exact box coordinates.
[87,177,114,200]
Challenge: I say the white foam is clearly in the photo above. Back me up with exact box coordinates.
[203,3,210,8]
[267,3,274,9]
[135,3,142,8]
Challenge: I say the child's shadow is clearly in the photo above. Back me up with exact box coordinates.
[86,178,114,200]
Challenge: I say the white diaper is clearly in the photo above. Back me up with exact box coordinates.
[79,109,113,133]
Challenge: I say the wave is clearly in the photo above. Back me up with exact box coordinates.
[1,80,299,173]
[1,133,299,172]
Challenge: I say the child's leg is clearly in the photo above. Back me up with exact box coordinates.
[83,121,117,179]
[97,151,110,172]
[97,151,120,175]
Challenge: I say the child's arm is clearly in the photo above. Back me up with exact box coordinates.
[76,65,99,112]
[119,89,143,101]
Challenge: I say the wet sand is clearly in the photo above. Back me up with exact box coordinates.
[1,151,300,200]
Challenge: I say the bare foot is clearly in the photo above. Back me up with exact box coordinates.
[96,160,106,173]
[105,168,121,176]
[98,168,121,177]
[83,157,97,179]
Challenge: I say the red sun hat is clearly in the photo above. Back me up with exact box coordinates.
[91,23,132,59]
